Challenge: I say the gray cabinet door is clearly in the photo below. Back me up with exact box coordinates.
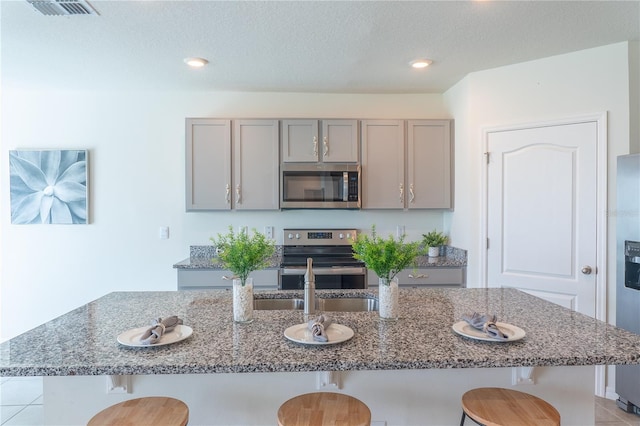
[321,120,359,163]
[367,267,465,288]
[281,119,319,162]
[186,118,231,210]
[361,120,405,209]
[233,119,280,210]
[178,269,279,290]
[407,120,452,209]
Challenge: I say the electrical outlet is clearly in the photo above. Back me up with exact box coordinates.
[396,225,405,238]
[264,226,274,239]
[238,226,248,235]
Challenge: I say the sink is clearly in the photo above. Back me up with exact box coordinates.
[253,298,304,310]
[319,297,379,312]
[253,297,378,312]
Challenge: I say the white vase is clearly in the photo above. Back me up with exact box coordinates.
[233,277,253,323]
[428,246,440,257]
[378,277,399,321]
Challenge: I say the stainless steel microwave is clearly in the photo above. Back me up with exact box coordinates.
[280,163,361,209]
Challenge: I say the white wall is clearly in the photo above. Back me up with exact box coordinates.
[443,41,634,396]
[444,41,632,306]
[1,42,635,346]
[0,91,450,340]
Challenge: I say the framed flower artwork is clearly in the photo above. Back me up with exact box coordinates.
[9,149,88,224]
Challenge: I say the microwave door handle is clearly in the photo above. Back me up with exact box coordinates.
[343,172,348,201]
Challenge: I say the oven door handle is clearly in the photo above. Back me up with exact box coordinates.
[280,267,366,275]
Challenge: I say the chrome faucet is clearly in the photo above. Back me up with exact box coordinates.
[304,257,315,315]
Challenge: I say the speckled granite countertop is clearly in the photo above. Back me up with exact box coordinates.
[3,288,640,377]
[173,245,467,269]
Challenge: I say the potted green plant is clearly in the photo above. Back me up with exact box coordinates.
[422,230,448,257]
[351,225,421,320]
[211,226,275,323]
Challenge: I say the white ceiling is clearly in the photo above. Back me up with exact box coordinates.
[2,0,639,93]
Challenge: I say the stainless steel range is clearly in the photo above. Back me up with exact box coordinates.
[279,228,367,290]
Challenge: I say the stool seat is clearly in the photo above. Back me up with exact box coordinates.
[461,387,560,426]
[87,396,189,426]
[278,392,371,426]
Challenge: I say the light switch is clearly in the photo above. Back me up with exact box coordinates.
[159,226,169,239]
[396,225,405,238]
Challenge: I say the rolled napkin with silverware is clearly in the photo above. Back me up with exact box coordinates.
[139,316,183,345]
[461,312,508,340]
[307,314,333,342]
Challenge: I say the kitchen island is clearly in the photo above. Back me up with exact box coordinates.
[2,288,640,425]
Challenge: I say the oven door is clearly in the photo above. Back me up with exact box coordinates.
[279,267,367,290]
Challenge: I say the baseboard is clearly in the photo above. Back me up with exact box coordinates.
[605,386,619,400]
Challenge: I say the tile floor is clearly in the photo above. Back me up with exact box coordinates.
[0,377,43,426]
[1,376,640,425]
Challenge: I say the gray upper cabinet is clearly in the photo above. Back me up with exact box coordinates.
[322,120,359,162]
[281,119,358,163]
[186,118,232,210]
[233,119,280,210]
[407,120,452,209]
[281,119,319,162]
[186,118,279,211]
[361,120,406,209]
[361,119,453,210]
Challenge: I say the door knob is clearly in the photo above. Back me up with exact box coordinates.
[581,266,593,275]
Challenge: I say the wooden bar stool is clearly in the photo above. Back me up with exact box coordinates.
[87,396,189,426]
[460,387,560,426]
[278,392,371,426]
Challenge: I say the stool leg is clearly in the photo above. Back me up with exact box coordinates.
[460,411,485,426]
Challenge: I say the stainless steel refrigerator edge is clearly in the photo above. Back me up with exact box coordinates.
[616,153,640,413]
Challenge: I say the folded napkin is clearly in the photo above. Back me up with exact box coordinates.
[139,316,183,345]
[461,312,508,340]
[307,314,333,342]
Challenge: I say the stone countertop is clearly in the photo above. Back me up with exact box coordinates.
[173,255,282,269]
[173,245,467,269]
[3,288,640,377]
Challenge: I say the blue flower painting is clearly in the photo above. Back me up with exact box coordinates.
[10,150,88,224]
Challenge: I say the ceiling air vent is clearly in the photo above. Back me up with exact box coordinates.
[27,0,98,16]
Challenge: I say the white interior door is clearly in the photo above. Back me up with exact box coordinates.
[485,120,600,317]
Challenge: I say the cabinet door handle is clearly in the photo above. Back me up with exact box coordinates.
[225,184,231,204]
[408,273,428,279]
[313,136,318,157]
[399,183,404,204]
[323,136,329,157]
[409,184,415,203]
[236,184,241,204]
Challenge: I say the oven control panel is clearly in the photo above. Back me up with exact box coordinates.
[283,229,358,245]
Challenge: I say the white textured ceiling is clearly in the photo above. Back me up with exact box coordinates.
[2,0,639,93]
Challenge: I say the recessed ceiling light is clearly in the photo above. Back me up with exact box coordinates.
[410,59,433,69]
[184,57,209,68]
